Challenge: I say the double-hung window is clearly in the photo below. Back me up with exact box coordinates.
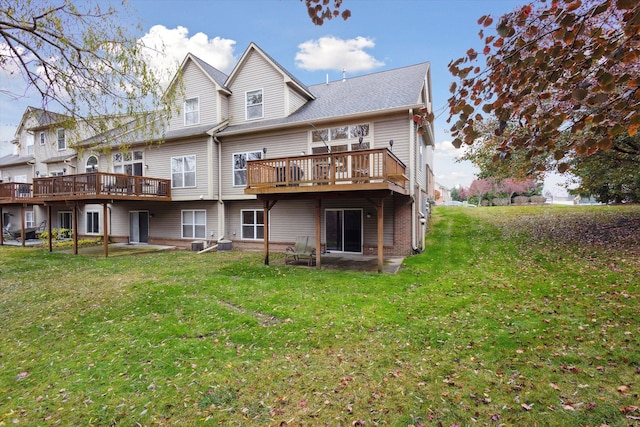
[241,209,264,240]
[245,89,263,120]
[233,151,262,186]
[86,211,99,234]
[182,210,206,239]
[39,132,45,145]
[184,97,199,126]
[171,155,196,188]
[57,129,66,150]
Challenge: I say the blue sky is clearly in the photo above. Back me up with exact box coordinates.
[2,0,568,194]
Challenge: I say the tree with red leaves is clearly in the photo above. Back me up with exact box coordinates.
[447,0,640,173]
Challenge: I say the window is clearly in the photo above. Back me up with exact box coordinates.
[311,123,370,151]
[57,129,66,150]
[246,89,263,120]
[171,155,196,188]
[233,151,262,186]
[39,132,45,145]
[184,97,199,126]
[86,155,98,172]
[86,211,99,234]
[419,144,423,171]
[25,211,34,228]
[27,134,34,154]
[113,150,143,176]
[181,210,206,239]
[241,209,264,240]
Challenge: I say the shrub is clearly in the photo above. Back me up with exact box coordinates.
[513,196,529,205]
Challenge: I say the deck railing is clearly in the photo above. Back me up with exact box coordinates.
[32,172,171,199]
[246,148,407,190]
[0,182,33,201]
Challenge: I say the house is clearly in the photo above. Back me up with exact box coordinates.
[0,43,435,271]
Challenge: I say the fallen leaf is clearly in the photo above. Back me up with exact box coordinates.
[521,403,533,411]
[617,385,631,393]
[549,383,561,391]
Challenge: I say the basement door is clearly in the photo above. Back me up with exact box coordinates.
[325,209,362,253]
[129,211,149,243]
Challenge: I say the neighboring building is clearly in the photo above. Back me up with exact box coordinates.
[1,43,435,269]
[435,182,450,204]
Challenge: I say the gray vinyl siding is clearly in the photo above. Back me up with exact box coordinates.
[168,60,219,130]
[288,87,307,114]
[107,201,219,242]
[228,51,286,125]
[221,131,307,197]
[224,199,393,247]
[145,138,210,200]
[373,117,410,166]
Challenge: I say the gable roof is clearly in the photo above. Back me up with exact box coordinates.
[217,61,430,136]
[15,107,70,135]
[165,53,231,98]
[226,42,314,100]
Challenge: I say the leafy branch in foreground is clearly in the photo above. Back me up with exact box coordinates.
[0,0,176,148]
[447,0,640,170]
[301,0,351,26]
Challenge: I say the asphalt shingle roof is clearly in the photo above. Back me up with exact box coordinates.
[217,62,429,136]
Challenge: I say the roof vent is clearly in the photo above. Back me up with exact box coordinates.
[342,68,346,82]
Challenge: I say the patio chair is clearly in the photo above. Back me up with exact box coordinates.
[2,226,18,240]
[285,235,316,266]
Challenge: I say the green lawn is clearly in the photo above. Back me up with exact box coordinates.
[1,205,638,426]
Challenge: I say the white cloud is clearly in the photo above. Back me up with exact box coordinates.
[434,139,468,159]
[138,25,237,86]
[295,36,384,72]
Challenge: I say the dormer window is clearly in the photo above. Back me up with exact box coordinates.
[184,97,199,126]
[246,89,263,120]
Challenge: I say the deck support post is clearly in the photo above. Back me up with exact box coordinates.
[73,204,78,255]
[103,203,109,257]
[263,200,277,265]
[315,198,321,269]
[376,198,384,273]
[20,204,26,246]
[47,205,52,252]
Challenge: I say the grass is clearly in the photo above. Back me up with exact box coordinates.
[0,205,638,426]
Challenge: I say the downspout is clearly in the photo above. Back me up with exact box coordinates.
[215,136,224,241]
[409,108,417,252]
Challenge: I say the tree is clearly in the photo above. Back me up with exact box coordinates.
[447,0,640,172]
[0,0,173,147]
[457,118,552,179]
[302,0,351,26]
[568,133,640,203]
[467,178,495,206]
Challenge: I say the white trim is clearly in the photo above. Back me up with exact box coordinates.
[183,97,200,126]
[85,210,100,234]
[245,88,264,120]
[240,209,265,240]
[171,154,197,188]
[181,209,207,239]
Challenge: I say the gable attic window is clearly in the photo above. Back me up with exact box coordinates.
[246,89,263,120]
[184,97,199,126]
[39,132,45,145]
[57,128,66,150]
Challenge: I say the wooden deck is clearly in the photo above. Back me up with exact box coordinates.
[245,148,408,195]
[0,182,34,204]
[0,172,171,204]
